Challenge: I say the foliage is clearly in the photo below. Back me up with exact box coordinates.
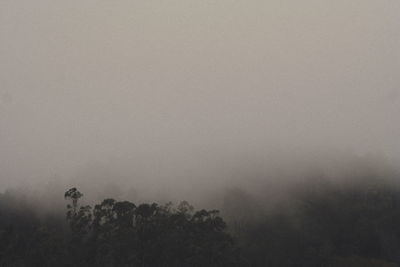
[0,188,239,267]
[2,177,400,266]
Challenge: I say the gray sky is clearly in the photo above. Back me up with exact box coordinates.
[1,1,399,193]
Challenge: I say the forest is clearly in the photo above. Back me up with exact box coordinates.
[1,175,400,267]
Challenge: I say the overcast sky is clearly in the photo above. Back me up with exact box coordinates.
[1,1,399,192]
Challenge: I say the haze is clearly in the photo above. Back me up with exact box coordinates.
[1,1,399,202]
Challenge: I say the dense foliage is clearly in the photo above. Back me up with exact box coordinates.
[2,178,400,266]
[0,188,239,267]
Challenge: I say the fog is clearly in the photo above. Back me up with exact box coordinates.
[1,1,399,204]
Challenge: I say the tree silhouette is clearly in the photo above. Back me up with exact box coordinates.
[2,178,400,267]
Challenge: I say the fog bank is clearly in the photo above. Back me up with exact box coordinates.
[1,1,399,198]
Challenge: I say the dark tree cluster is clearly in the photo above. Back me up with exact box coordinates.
[2,177,400,267]
[0,188,240,267]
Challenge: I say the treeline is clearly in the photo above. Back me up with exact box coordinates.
[0,188,240,267]
[2,176,400,266]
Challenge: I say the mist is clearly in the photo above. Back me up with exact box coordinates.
[1,1,399,204]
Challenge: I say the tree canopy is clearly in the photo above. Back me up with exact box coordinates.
[0,188,240,267]
[2,178,400,266]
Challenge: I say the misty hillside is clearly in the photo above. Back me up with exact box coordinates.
[1,0,399,266]
[1,172,400,267]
